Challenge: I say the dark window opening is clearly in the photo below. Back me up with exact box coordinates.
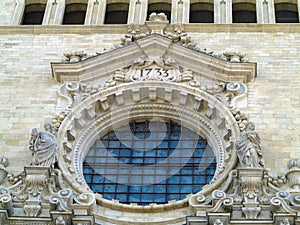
[83,120,216,205]
[63,3,87,25]
[275,3,299,23]
[233,2,257,23]
[147,3,172,21]
[189,2,214,23]
[104,3,129,24]
[22,4,46,25]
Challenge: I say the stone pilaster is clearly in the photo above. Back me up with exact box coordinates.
[128,0,148,24]
[171,0,190,23]
[85,0,106,25]
[214,0,232,23]
[256,0,275,24]
[44,0,66,25]
[11,0,25,25]
[298,0,300,23]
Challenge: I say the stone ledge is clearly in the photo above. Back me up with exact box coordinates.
[0,24,300,35]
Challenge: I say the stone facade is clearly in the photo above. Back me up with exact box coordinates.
[1,0,300,224]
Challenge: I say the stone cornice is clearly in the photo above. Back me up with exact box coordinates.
[1,24,300,35]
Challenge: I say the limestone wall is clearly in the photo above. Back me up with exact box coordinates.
[0,25,300,175]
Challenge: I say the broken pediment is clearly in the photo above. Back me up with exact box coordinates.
[51,34,256,84]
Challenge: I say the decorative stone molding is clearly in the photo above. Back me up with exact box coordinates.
[63,51,87,63]
[148,12,168,22]
[0,157,8,185]
[286,158,300,189]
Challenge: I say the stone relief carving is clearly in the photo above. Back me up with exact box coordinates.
[0,157,8,185]
[286,158,300,189]
[29,123,58,167]
[164,24,196,49]
[148,12,168,22]
[236,122,264,168]
[63,51,87,63]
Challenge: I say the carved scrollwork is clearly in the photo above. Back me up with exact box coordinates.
[0,192,13,215]
[290,194,300,209]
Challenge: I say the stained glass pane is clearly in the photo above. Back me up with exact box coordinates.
[83,120,216,205]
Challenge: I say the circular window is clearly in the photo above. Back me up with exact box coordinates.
[83,120,216,205]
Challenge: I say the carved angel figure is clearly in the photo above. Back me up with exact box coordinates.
[236,122,264,168]
[29,123,58,167]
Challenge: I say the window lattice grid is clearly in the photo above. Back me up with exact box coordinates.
[83,121,216,205]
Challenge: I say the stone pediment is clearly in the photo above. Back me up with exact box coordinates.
[51,34,256,84]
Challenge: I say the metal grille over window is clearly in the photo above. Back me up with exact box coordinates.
[83,121,216,205]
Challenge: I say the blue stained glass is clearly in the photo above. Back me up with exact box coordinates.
[206,176,214,183]
[117,185,128,192]
[108,132,116,139]
[85,175,92,183]
[169,141,179,148]
[83,120,216,205]
[134,132,145,139]
[116,194,127,202]
[133,141,144,149]
[154,194,166,202]
[144,158,156,165]
[196,141,207,148]
[167,194,179,201]
[145,141,157,149]
[132,158,143,164]
[168,176,179,184]
[180,176,192,184]
[141,194,153,202]
[128,194,140,202]
[103,193,114,200]
[155,185,166,193]
[109,141,120,148]
[181,168,193,175]
[119,158,130,164]
[143,176,155,184]
[193,176,205,184]
[129,186,141,193]
[104,184,116,192]
[130,176,142,184]
[145,150,156,157]
[170,132,180,140]
[132,150,144,157]
[93,175,104,183]
[193,186,202,193]
[180,185,193,193]
[119,169,129,174]
[83,167,93,174]
[120,149,131,156]
[157,149,168,157]
[206,167,216,175]
[118,176,129,184]
[158,141,168,149]
[92,184,103,192]
[142,186,154,193]
[168,185,179,193]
